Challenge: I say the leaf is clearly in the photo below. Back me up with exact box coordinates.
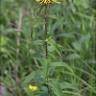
[66,53,80,60]
[50,80,63,96]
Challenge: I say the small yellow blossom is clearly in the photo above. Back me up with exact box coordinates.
[35,0,61,5]
[29,84,38,91]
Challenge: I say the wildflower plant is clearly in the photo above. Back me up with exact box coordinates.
[33,0,62,96]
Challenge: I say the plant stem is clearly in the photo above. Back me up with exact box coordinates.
[44,5,50,96]
[44,6,48,58]
[13,7,24,96]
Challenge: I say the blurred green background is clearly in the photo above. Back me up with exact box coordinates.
[0,0,96,96]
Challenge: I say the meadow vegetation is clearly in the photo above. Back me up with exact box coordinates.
[0,0,96,96]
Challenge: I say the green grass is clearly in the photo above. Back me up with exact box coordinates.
[0,0,96,96]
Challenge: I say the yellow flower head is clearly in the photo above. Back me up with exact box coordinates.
[35,0,61,5]
[29,84,38,91]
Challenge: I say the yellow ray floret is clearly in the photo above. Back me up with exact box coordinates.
[36,0,61,5]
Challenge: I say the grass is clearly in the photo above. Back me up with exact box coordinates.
[0,0,96,96]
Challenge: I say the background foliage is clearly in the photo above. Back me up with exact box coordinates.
[0,0,96,96]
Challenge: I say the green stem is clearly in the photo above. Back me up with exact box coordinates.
[45,6,48,58]
[44,5,50,96]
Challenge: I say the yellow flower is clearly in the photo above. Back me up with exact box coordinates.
[35,0,61,5]
[29,84,38,91]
